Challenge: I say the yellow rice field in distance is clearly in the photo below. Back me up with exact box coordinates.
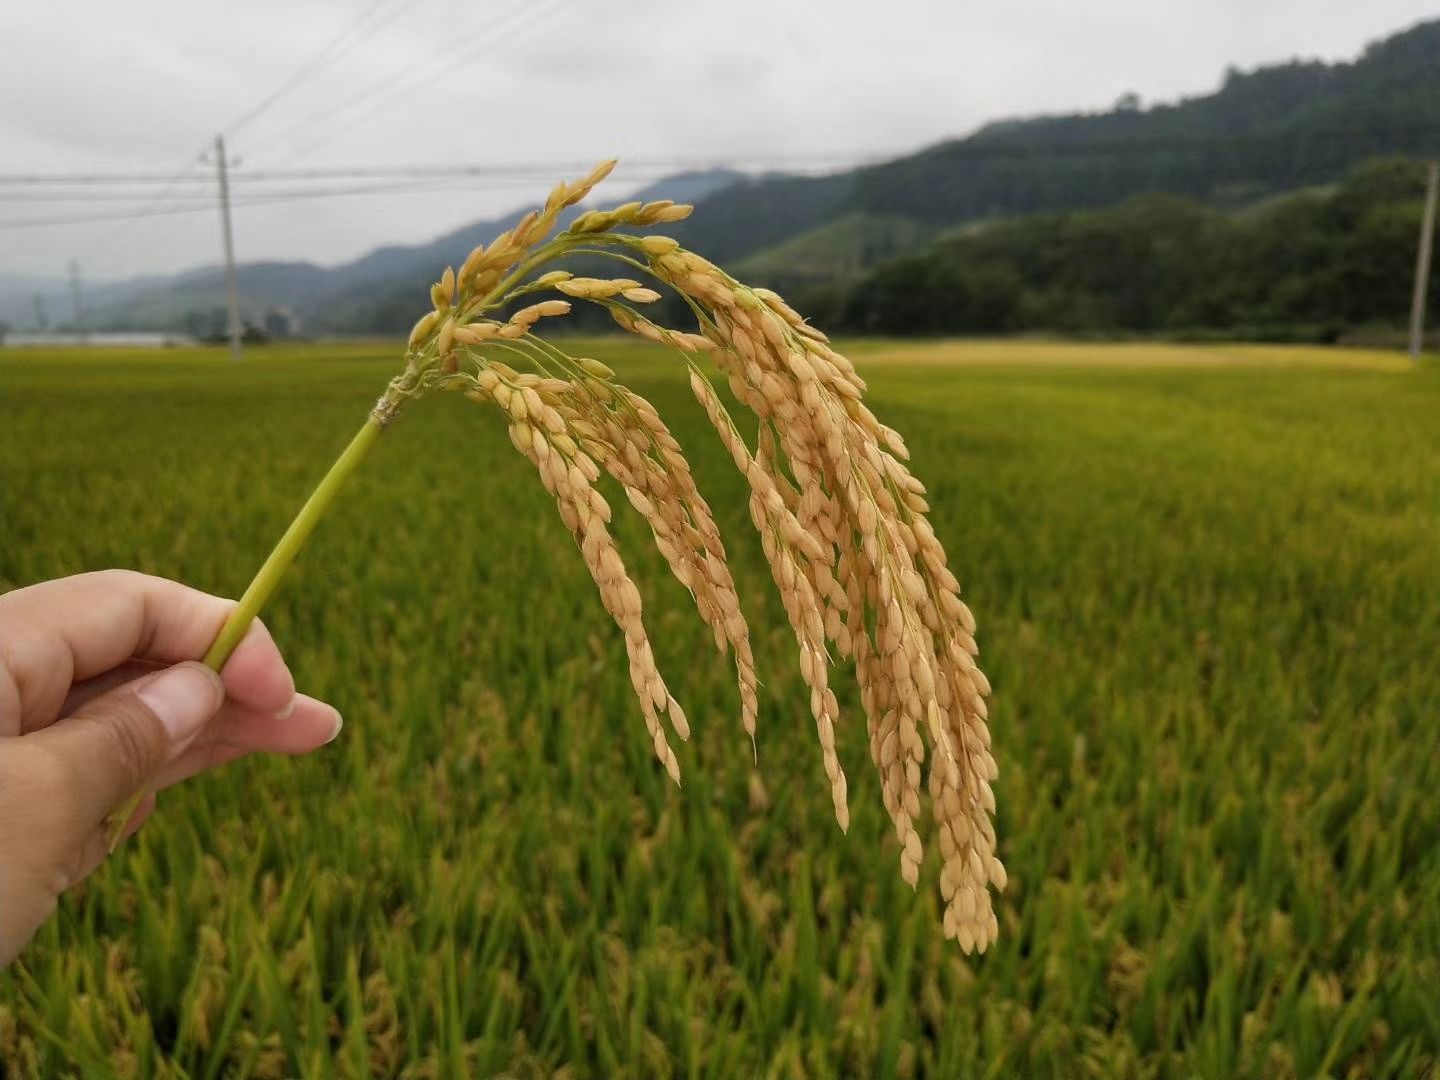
[1,338,1437,1077]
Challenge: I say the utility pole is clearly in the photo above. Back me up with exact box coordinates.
[210,134,243,360]
[67,259,84,336]
[1408,160,1438,362]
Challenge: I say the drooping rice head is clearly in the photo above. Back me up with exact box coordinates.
[381,162,1003,952]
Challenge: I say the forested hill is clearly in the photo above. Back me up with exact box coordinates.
[669,18,1440,265]
[819,157,1439,342]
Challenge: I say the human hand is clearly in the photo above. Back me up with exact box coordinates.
[0,570,341,965]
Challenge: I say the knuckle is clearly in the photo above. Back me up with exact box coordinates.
[85,704,159,793]
[85,568,147,591]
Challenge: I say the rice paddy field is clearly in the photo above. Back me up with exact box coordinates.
[1,338,1438,1077]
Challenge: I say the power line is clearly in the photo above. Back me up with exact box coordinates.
[0,190,222,202]
[235,0,449,163]
[274,0,573,167]
[53,0,415,284]
[224,0,412,137]
[0,175,618,202]
[76,151,213,280]
[6,127,1440,189]
[272,0,570,167]
[0,153,875,187]
[246,0,556,167]
[0,177,550,230]
[0,151,878,230]
[0,150,886,231]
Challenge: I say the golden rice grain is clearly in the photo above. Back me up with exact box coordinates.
[382,160,1002,951]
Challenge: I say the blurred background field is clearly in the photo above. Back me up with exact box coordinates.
[2,339,1438,1077]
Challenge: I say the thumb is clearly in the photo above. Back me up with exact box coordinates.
[37,661,224,824]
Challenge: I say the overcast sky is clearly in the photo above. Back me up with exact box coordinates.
[2,0,1436,282]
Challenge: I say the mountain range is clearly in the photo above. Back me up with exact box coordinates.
[686,16,1440,289]
[0,169,742,335]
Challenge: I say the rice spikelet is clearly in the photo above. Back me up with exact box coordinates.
[380,161,1003,951]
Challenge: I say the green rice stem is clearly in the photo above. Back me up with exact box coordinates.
[106,413,386,850]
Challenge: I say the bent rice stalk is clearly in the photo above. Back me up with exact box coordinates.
[108,161,1004,952]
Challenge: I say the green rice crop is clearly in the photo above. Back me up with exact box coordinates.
[1,339,1437,1077]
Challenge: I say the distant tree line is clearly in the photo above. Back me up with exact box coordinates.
[792,157,1438,342]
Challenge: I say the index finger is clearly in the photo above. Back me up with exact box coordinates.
[0,570,295,734]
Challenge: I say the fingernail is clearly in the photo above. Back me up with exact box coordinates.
[325,708,344,744]
[136,663,223,744]
[273,695,297,721]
